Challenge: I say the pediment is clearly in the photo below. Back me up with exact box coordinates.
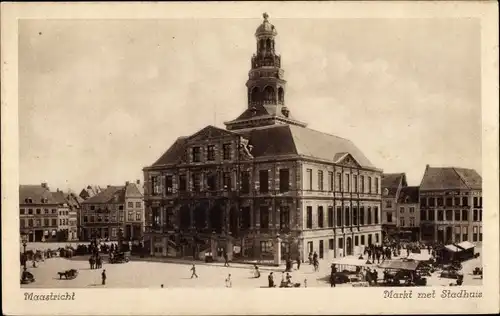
[187,125,237,143]
[335,153,361,168]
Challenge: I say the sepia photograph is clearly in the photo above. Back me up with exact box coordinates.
[2,1,499,315]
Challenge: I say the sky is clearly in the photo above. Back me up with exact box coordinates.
[18,17,481,191]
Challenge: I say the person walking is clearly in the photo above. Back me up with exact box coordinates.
[89,256,94,270]
[225,274,232,288]
[101,269,107,286]
[296,254,301,270]
[223,252,229,267]
[190,264,198,279]
[268,272,275,288]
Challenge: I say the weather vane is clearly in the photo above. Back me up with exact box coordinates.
[263,12,269,21]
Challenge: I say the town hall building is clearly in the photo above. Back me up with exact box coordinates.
[142,14,383,264]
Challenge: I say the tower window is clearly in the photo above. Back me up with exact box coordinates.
[263,86,275,102]
[250,87,259,104]
[278,87,284,103]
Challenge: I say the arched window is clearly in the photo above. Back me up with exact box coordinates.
[250,87,259,103]
[259,39,265,51]
[264,86,275,101]
[266,38,271,50]
[278,87,284,102]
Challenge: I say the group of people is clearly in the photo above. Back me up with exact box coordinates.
[88,255,103,269]
[308,251,319,271]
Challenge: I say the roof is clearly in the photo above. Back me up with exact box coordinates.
[331,257,370,267]
[420,166,482,191]
[455,241,475,250]
[378,260,420,271]
[51,191,67,205]
[382,173,407,188]
[82,186,125,204]
[125,182,143,198]
[149,124,376,169]
[444,244,461,253]
[19,185,58,205]
[407,253,432,262]
[398,186,420,204]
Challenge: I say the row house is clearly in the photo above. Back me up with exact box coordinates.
[396,186,420,241]
[79,181,144,241]
[142,14,383,265]
[381,173,407,240]
[52,190,78,241]
[19,183,71,242]
[419,165,482,244]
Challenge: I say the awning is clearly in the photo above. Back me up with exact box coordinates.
[378,260,420,271]
[444,244,461,252]
[455,241,475,250]
[331,257,371,267]
[407,253,432,261]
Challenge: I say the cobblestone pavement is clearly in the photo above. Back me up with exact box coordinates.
[21,248,482,288]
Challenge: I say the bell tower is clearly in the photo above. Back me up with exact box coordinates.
[225,13,307,131]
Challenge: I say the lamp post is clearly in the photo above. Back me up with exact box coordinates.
[21,233,28,281]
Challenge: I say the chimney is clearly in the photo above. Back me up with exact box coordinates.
[426,164,430,170]
[41,182,48,189]
[136,179,140,185]
[126,181,130,185]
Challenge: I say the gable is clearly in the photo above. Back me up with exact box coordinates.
[334,153,361,168]
[188,125,238,142]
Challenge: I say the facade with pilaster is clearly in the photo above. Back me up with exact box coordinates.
[419,165,482,244]
[143,14,383,264]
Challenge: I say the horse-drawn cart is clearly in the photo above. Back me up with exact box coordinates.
[109,252,130,264]
[57,269,79,280]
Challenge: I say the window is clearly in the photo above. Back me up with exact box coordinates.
[409,217,415,226]
[420,209,427,221]
[354,236,359,246]
[179,175,187,192]
[192,146,201,162]
[454,210,461,221]
[374,207,379,224]
[306,169,313,190]
[280,206,290,230]
[36,209,41,215]
[345,207,350,226]
[479,197,482,208]
[306,206,313,229]
[462,209,469,221]
[359,207,364,225]
[223,143,231,160]
[375,234,380,244]
[473,226,478,242]
[361,235,365,245]
[98,215,103,222]
[83,216,88,223]
[318,171,324,191]
[20,208,25,215]
[241,207,251,229]
[119,205,124,210]
[437,210,444,221]
[368,177,372,194]
[462,197,469,206]
[260,207,269,229]
[241,171,250,193]
[429,197,435,207]
[28,219,33,227]
[421,198,427,207]
[446,210,453,221]
[338,238,343,249]
[165,176,173,195]
[344,174,350,192]
[455,226,461,242]
[111,228,118,238]
[119,211,124,222]
[336,207,342,226]
[136,211,141,221]
[52,209,56,214]
[328,172,334,191]
[279,169,290,193]
[223,172,232,190]
[367,207,372,224]
[437,197,443,207]
[473,197,478,207]
[336,173,342,192]
[260,241,272,253]
[353,175,358,193]
[192,173,202,192]
[360,175,365,193]
[317,206,324,228]
[409,207,415,213]
[473,209,478,221]
[52,218,57,226]
[479,227,482,241]
[479,209,482,221]
[428,209,435,221]
[128,202,133,208]
[400,207,404,214]
[454,197,461,206]
[207,145,215,161]
[259,170,269,193]
[400,217,405,226]
[375,177,379,194]
[59,219,63,225]
[462,227,468,241]
[44,218,49,226]
[387,213,393,223]
[328,239,334,250]
[353,207,358,225]
[446,197,453,207]
[44,209,49,214]
[152,176,161,195]
[328,206,334,227]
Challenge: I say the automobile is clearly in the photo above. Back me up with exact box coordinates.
[440,268,463,279]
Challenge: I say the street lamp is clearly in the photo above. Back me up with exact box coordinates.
[21,233,28,281]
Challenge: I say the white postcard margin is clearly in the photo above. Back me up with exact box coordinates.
[1,1,499,315]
